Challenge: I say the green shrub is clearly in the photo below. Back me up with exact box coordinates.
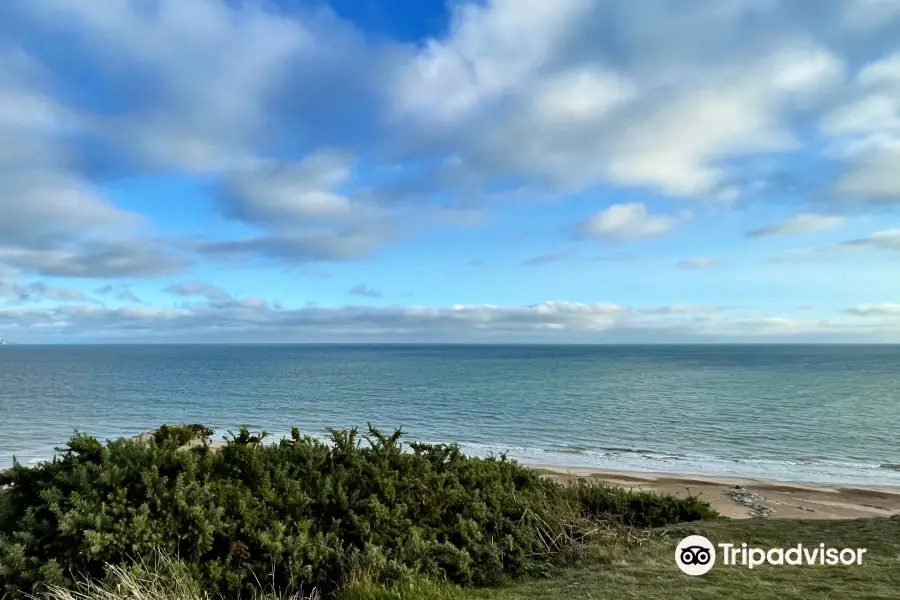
[0,425,717,598]
[150,424,215,448]
[568,480,718,528]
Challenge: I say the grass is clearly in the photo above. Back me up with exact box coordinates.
[466,516,900,600]
[33,517,900,600]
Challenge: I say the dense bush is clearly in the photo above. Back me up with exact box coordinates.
[150,424,214,448]
[567,480,718,528]
[0,424,716,598]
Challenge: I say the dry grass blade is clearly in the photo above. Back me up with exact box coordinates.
[30,553,321,600]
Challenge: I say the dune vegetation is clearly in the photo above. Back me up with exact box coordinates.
[0,424,716,598]
[28,517,900,600]
[8,424,897,599]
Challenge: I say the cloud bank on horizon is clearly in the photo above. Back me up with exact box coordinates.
[0,0,898,343]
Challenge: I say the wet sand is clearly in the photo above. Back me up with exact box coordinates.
[532,466,900,519]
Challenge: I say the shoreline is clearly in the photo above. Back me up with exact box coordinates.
[532,464,900,519]
[7,427,900,520]
[6,434,900,490]
[7,449,900,488]
[6,437,900,520]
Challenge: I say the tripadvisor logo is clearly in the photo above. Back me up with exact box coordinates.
[675,535,868,576]
[675,535,716,576]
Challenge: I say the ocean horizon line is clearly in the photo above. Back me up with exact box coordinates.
[4,341,900,347]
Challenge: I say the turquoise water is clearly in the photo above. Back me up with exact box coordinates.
[1,344,898,484]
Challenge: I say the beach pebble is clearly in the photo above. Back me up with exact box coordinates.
[724,487,774,518]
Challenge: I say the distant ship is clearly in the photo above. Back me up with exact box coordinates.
[0,338,10,345]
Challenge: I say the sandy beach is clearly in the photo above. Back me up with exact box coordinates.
[533,465,900,519]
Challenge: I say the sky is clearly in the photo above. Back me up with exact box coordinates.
[0,0,899,343]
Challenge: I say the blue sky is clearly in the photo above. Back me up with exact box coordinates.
[1,0,899,343]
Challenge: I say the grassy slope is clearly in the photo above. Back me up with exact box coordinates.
[340,517,900,600]
[14,427,897,600]
[474,517,900,600]
[39,518,900,600]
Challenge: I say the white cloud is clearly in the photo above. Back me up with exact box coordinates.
[858,51,900,87]
[386,1,849,201]
[842,0,900,29]
[520,251,571,267]
[219,150,360,225]
[3,300,900,343]
[602,44,842,197]
[844,303,900,316]
[198,225,398,264]
[392,0,594,124]
[0,52,143,239]
[0,171,143,247]
[637,305,719,315]
[165,282,233,302]
[676,258,720,270]
[95,285,143,304]
[348,284,383,298]
[770,228,900,262]
[19,0,309,173]
[822,95,900,136]
[577,203,677,241]
[0,46,189,279]
[841,228,900,251]
[825,51,900,203]
[527,67,636,126]
[746,213,846,237]
[0,279,89,304]
[1,0,898,305]
[0,239,187,278]
[770,45,846,95]
[833,144,900,202]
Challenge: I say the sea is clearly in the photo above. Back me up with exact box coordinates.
[1,344,898,485]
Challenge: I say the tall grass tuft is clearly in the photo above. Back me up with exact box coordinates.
[33,553,321,600]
